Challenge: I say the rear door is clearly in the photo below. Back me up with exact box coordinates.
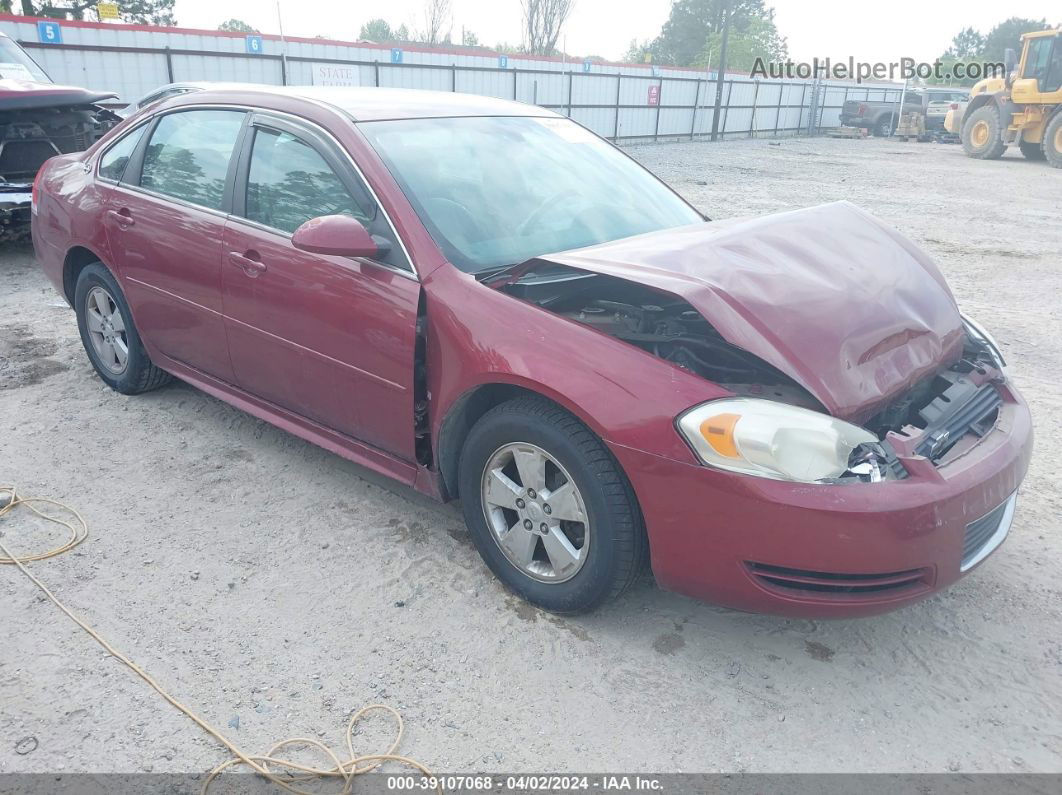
[221,112,420,460]
[102,108,246,383]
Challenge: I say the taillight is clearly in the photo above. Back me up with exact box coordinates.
[31,167,43,215]
[950,103,959,110]
[857,103,867,116]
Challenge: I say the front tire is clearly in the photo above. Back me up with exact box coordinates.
[962,106,1006,159]
[1044,112,1062,169]
[74,262,172,394]
[458,397,647,613]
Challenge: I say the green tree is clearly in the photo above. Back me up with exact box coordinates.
[696,8,786,71]
[217,18,257,33]
[18,0,175,23]
[394,24,411,41]
[623,38,654,63]
[981,17,1052,61]
[461,28,480,47]
[359,18,394,41]
[650,0,773,67]
[946,26,985,58]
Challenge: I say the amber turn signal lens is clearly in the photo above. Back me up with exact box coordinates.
[699,412,741,458]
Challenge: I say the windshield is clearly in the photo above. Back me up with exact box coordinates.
[0,36,51,83]
[359,115,703,273]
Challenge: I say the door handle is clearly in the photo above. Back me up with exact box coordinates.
[227,250,267,276]
[107,208,134,229]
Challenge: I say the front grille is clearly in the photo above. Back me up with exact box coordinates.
[961,495,1015,571]
[746,562,929,597]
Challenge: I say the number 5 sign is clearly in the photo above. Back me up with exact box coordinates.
[37,20,63,44]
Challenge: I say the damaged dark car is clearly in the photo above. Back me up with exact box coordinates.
[31,87,1032,616]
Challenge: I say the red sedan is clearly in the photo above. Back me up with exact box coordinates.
[31,87,1032,616]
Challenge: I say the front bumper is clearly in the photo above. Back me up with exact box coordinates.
[609,384,1033,618]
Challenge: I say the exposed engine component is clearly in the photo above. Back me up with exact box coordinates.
[503,268,816,396]
[0,106,108,182]
[502,265,1006,484]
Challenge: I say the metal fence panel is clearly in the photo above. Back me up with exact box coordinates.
[0,15,906,143]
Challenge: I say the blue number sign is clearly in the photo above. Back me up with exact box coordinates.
[245,34,263,54]
[391,48,403,64]
[37,20,62,44]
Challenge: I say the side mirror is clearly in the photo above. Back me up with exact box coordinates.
[1004,47,1018,76]
[291,214,386,259]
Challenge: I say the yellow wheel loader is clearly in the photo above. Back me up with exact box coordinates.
[961,28,1062,167]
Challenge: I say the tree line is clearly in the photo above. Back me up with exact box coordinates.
[928,16,1058,86]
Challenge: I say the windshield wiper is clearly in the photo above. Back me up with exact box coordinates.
[475,261,529,284]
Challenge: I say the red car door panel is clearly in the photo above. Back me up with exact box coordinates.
[108,189,233,382]
[221,117,420,460]
[103,108,246,384]
[222,222,420,458]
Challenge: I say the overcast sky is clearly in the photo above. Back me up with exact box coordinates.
[173,0,1060,64]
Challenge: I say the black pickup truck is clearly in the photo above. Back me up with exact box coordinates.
[840,88,970,136]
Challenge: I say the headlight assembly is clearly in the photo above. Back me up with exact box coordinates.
[677,398,878,483]
[962,314,1006,370]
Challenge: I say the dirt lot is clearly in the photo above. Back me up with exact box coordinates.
[2,136,1061,778]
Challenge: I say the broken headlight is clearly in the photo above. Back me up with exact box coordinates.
[677,398,878,483]
[962,314,1006,370]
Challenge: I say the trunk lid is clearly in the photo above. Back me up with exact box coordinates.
[530,201,965,422]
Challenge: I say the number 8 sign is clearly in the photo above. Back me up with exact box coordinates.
[37,21,62,44]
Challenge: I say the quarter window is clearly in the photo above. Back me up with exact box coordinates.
[98,124,146,182]
[140,110,244,211]
[245,127,371,234]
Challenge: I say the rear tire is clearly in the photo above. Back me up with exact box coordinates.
[872,114,895,137]
[74,262,172,394]
[458,397,647,613]
[962,106,1006,159]
[1044,112,1062,169]
[1019,139,1046,161]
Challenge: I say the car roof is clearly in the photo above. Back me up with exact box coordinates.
[185,85,559,122]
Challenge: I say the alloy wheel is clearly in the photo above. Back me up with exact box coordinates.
[480,442,590,583]
[84,285,129,374]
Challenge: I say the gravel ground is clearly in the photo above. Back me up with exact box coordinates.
[1,135,1061,779]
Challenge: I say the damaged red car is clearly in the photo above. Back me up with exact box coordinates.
[31,87,1032,617]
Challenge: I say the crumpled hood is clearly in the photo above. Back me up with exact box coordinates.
[533,201,965,421]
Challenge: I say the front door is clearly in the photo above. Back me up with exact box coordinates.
[103,108,246,383]
[221,115,420,460]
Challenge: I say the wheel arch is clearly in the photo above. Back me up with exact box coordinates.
[963,91,1001,123]
[436,379,611,501]
[63,245,108,306]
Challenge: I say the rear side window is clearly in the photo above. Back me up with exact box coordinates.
[140,110,244,210]
[98,124,147,182]
[245,128,372,233]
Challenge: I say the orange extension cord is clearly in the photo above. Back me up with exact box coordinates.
[0,486,439,795]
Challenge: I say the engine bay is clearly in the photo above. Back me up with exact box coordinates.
[500,265,1006,483]
[501,266,821,409]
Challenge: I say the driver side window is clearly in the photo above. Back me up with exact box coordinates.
[245,128,373,234]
